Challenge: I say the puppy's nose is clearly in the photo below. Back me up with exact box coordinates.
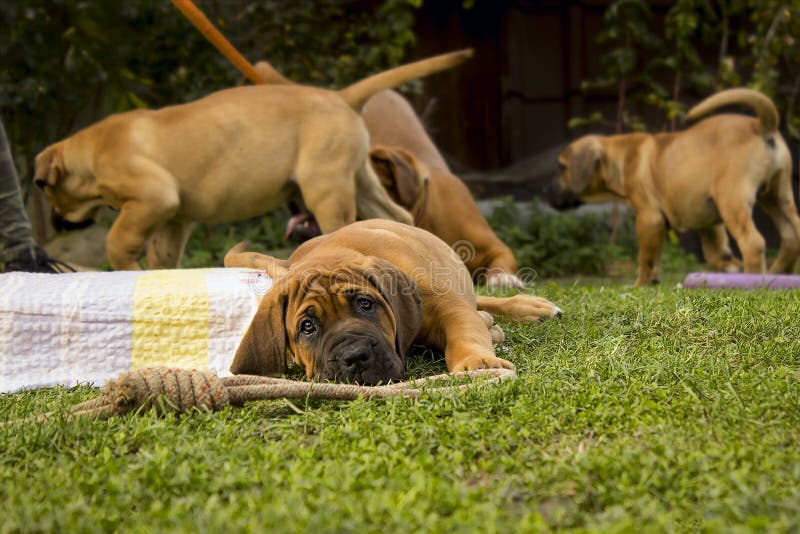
[340,343,373,371]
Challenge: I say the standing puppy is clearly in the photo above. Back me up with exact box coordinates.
[34,50,471,270]
[254,61,525,290]
[557,88,800,286]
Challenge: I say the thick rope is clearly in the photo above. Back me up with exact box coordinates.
[0,367,517,427]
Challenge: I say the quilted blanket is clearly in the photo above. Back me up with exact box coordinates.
[0,268,270,393]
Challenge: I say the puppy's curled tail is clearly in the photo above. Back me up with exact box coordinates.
[223,241,252,268]
[685,88,779,134]
[224,242,289,278]
[338,49,474,112]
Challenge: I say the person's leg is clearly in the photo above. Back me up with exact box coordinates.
[0,119,38,261]
[0,119,71,272]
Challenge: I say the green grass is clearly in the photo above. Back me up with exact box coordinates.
[2,279,800,532]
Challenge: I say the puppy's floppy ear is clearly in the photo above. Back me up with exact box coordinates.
[230,283,290,376]
[33,145,64,189]
[566,137,604,193]
[369,146,423,208]
[364,258,423,357]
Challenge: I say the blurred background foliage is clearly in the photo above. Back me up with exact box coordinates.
[486,198,698,280]
[571,0,800,139]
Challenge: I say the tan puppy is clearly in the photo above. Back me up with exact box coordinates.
[33,50,472,270]
[367,143,523,288]
[224,220,557,384]
[557,88,800,286]
[254,61,524,290]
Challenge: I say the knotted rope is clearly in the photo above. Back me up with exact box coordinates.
[1,367,516,428]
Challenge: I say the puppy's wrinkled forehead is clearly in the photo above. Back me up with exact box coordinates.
[292,278,368,318]
[284,267,386,322]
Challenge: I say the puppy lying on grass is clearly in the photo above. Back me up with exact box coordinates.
[225,219,561,385]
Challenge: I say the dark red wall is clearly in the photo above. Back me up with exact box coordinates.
[405,0,680,172]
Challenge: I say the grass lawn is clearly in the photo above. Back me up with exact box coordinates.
[1,276,799,532]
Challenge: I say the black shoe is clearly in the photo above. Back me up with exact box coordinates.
[3,246,76,274]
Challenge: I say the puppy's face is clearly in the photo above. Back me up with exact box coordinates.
[34,145,104,225]
[557,136,623,203]
[231,256,423,385]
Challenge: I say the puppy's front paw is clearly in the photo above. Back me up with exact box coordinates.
[497,294,562,323]
[451,355,514,372]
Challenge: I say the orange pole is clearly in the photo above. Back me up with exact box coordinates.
[170,0,267,85]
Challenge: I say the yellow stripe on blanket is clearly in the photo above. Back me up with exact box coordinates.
[132,269,212,370]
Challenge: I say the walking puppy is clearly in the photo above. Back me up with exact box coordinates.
[224,220,558,385]
[556,88,800,286]
[254,61,525,290]
[33,50,472,270]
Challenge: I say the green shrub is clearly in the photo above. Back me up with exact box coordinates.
[178,196,702,278]
[181,207,292,268]
[487,197,699,279]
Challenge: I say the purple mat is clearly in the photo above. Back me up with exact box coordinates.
[683,272,800,289]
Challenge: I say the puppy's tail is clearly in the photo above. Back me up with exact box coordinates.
[223,241,250,267]
[224,242,289,278]
[685,88,779,134]
[338,49,473,112]
[253,61,294,85]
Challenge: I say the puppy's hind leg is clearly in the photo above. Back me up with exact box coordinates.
[716,188,767,273]
[698,224,741,273]
[146,219,195,269]
[293,141,359,233]
[758,167,800,273]
[476,294,562,324]
[301,176,356,233]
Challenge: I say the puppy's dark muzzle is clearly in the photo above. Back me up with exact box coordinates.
[51,211,94,231]
[545,177,584,211]
[321,327,403,385]
[337,337,377,373]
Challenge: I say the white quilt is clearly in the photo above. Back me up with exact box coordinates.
[0,268,270,393]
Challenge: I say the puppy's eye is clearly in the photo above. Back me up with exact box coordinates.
[356,297,374,312]
[299,319,316,335]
